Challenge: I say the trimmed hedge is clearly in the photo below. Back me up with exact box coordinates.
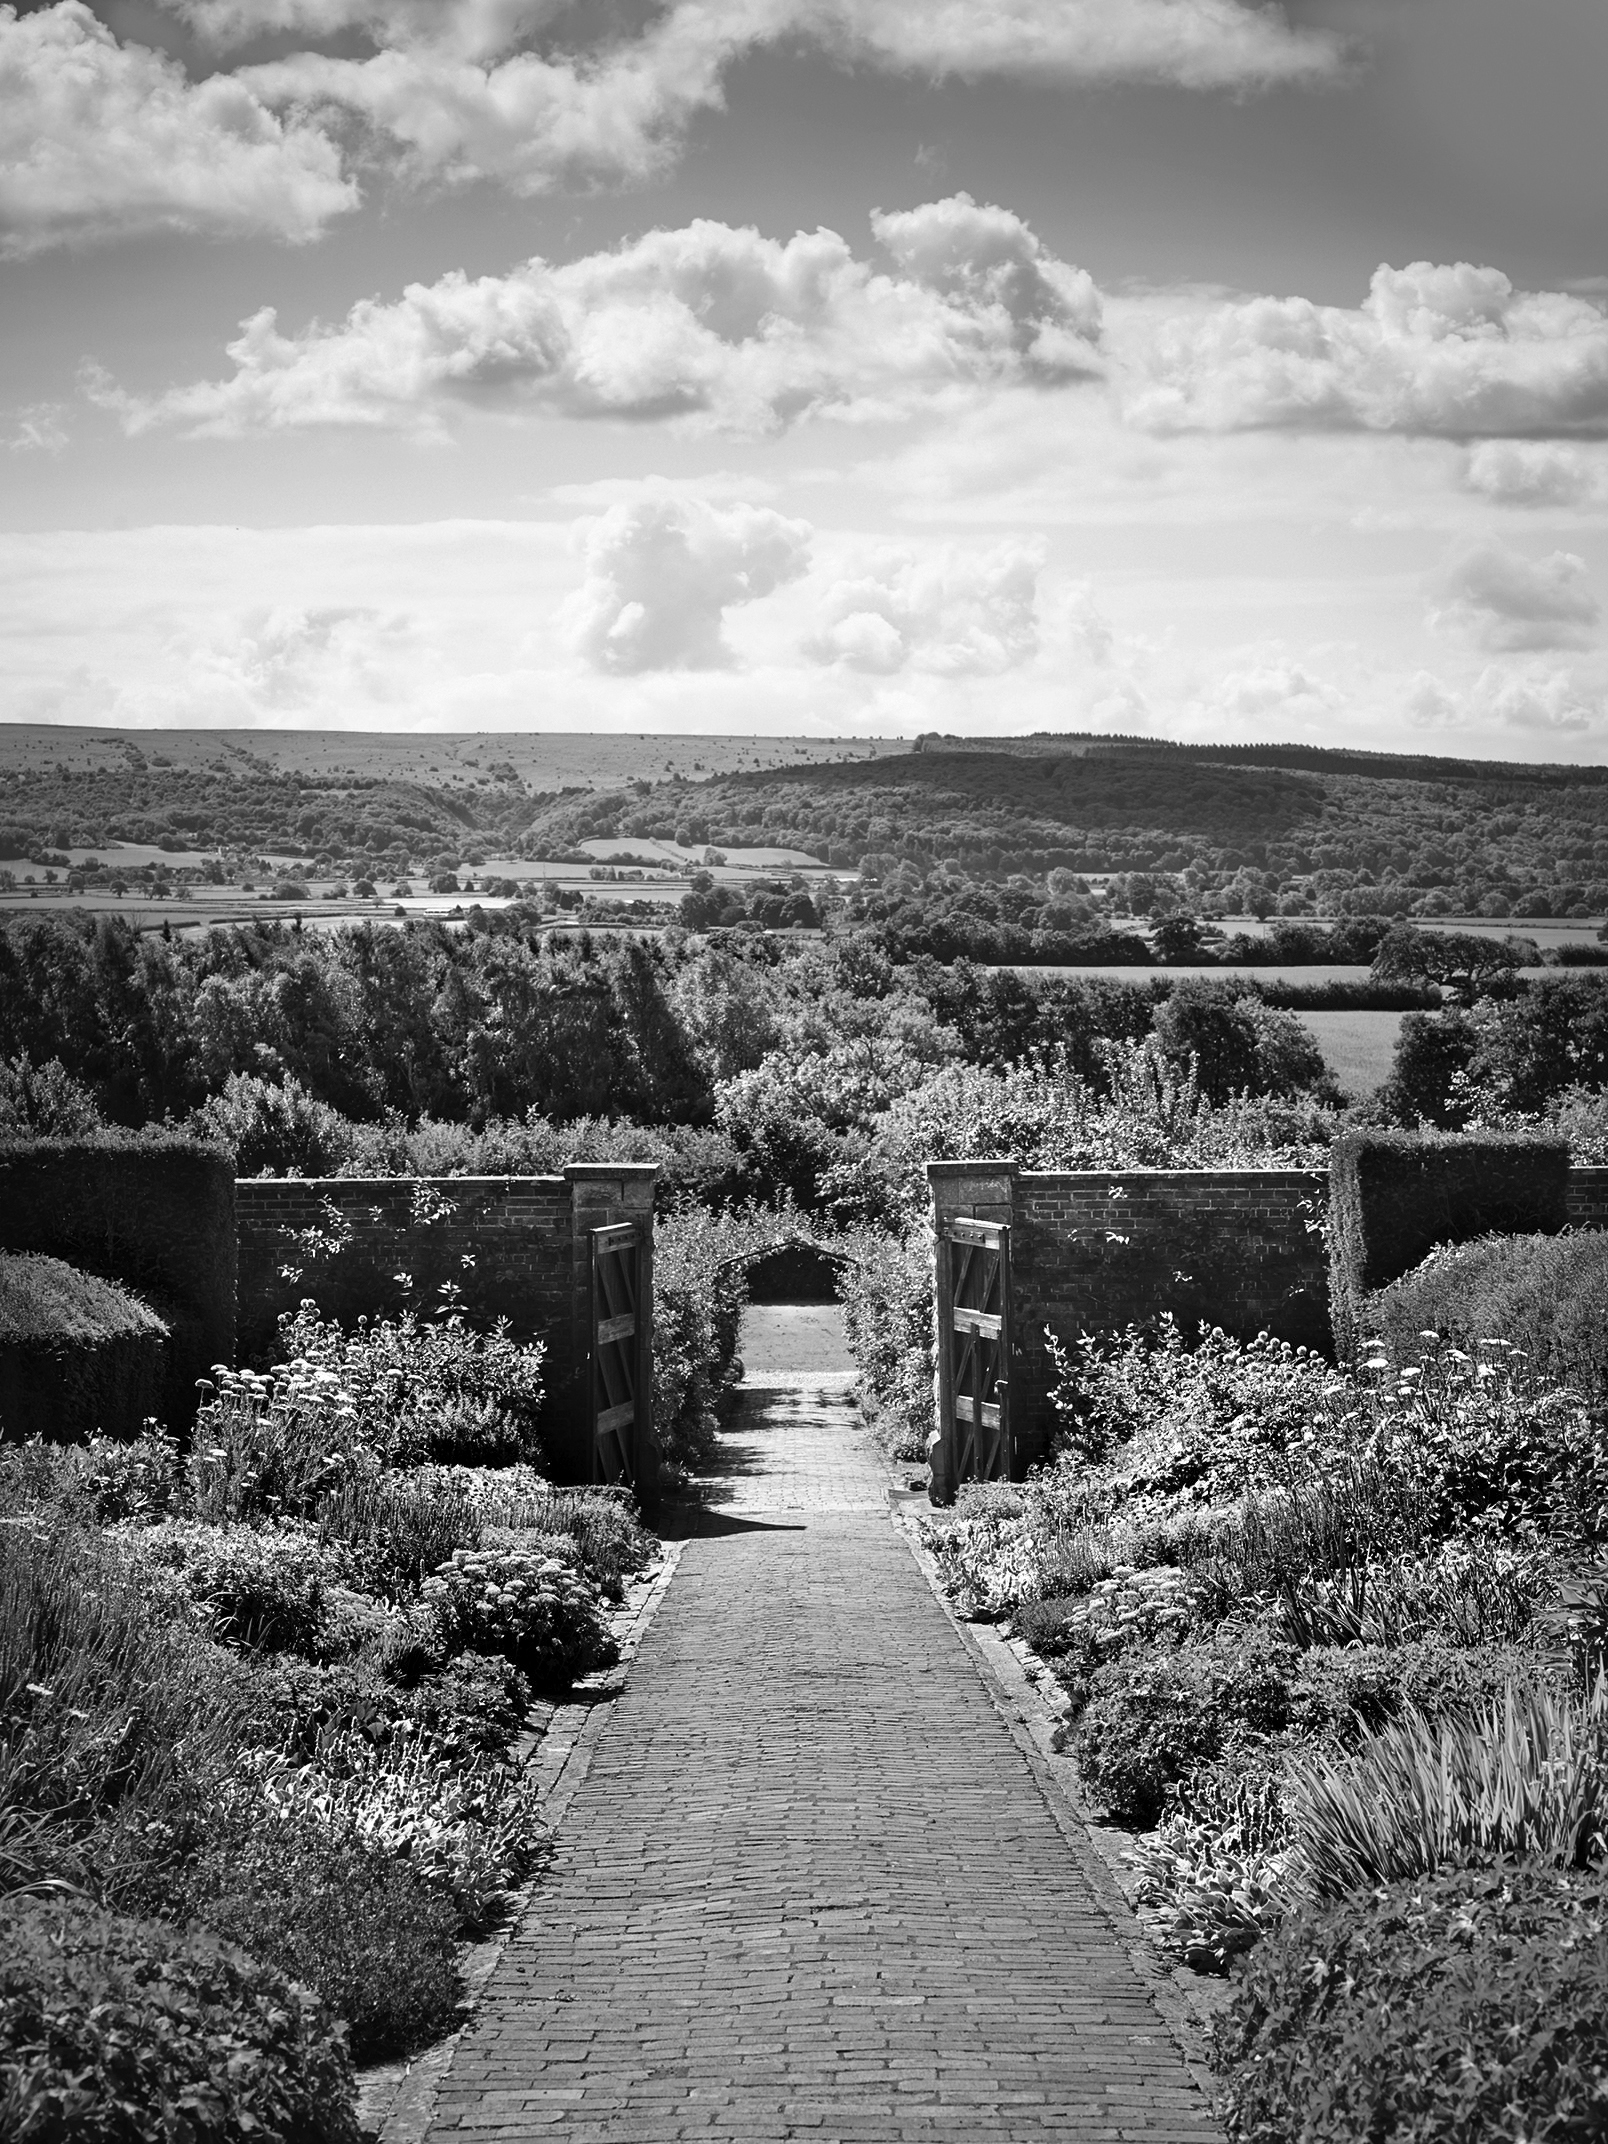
[1328,1130,1569,1361]
[1370,1230,1608,1394]
[0,1253,169,1443]
[0,1136,234,1431]
[0,1895,360,2144]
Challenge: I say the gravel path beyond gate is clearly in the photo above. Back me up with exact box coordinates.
[423,1378,1222,2142]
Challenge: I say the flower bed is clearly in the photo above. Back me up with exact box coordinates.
[0,1303,657,2142]
[920,1313,1608,2137]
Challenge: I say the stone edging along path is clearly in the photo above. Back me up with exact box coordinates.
[377,1382,1225,2142]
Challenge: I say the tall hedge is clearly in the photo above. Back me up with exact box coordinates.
[1369,1231,1608,1395]
[0,1252,169,1443]
[0,1135,234,1431]
[1328,1129,1568,1361]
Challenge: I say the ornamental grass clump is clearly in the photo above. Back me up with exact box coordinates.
[1289,1674,1608,1898]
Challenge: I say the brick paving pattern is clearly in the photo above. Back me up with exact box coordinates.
[425,1376,1221,2142]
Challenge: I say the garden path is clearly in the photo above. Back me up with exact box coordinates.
[419,1364,1221,2143]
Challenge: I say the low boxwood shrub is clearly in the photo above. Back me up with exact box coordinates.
[1371,1230,1608,1397]
[0,1894,359,2144]
[1328,1128,1569,1360]
[1212,1863,1608,2144]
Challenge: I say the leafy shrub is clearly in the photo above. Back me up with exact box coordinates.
[230,1729,545,1925]
[0,1053,103,1139]
[276,1303,546,1469]
[834,1224,934,1462]
[651,1206,763,1475]
[1127,1763,1292,1973]
[186,1071,355,1177]
[404,1653,532,1762]
[315,1467,482,1599]
[1371,1230,1608,1399]
[1327,1127,1568,1361]
[1151,978,1336,1105]
[179,1817,462,2060]
[1073,1622,1298,1826]
[1213,1863,1608,2144]
[1290,1638,1549,1746]
[421,1544,615,1684]
[1288,1675,1608,1897]
[132,1522,338,1655]
[0,1894,359,2144]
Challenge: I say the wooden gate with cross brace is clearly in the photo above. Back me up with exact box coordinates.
[931,1216,1012,1500]
[590,1221,648,1487]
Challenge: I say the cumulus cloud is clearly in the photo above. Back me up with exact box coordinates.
[1463,440,1607,508]
[1122,260,1608,438]
[817,0,1345,91]
[1430,541,1600,653]
[0,2,356,255]
[806,539,1042,674]
[4,402,68,452]
[1473,664,1603,736]
[98,197,1102,437]
[1201,658,1343,724]
[184,605,417,714]
[191,1,1341,200]
[563,493,811,673]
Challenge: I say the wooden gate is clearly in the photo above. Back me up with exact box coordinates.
[938,1217,1012,1488]
[591,1222,645,1486]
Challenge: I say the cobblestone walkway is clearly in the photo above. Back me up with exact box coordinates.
[424,1379,1221,2142]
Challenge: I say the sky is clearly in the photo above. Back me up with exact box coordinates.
[2,0,1607,752]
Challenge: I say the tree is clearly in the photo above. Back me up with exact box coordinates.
[1371,924,1527,1006]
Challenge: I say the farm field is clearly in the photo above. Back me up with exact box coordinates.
[1298,1008,1405,1097]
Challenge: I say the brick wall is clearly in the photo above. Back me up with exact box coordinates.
[928,1158,1608,1485]
[929,1161,1327,1481]
[235,1165,657,1486]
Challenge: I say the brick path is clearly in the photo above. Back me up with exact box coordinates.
[424,1380,1221,2142]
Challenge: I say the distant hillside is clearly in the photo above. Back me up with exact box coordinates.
[521,738,1608,919]
[7,725,1608,921]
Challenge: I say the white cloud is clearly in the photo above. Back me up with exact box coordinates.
[3,402,68,452]
[99,197,1102,437]
[233,3,738,195]
[0,2,357,255]
[1473,663,1603,736]
[1200,657,1344,724]
[1463,440,1607,509]
[818,0,1345,92]
[563,492,812,673]
[189,0,1341,202]
[1430,541,1600,653]
[1121,261,1608,438]
[185,605,417,714]
[806,539,1042,674]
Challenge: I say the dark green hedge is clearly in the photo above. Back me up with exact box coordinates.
[0,1137,234,1431]
[0,1253,169,1443]
[1370,1230,1608,1394]
[1328,1129,1569,1361]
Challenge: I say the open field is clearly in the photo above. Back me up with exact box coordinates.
[1298,1008,1405,1097]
